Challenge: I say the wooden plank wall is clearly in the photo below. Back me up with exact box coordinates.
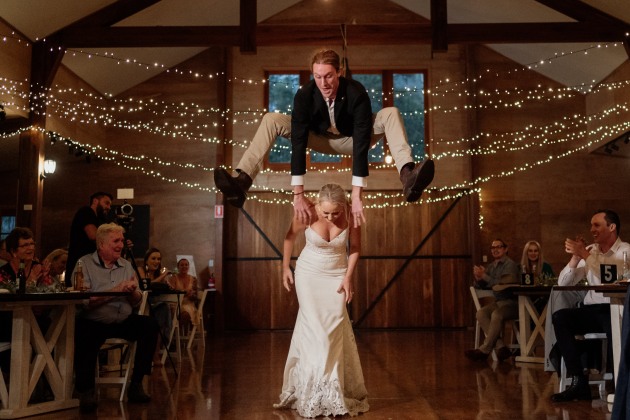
[223,190,474,330]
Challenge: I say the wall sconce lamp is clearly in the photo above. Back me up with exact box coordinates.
[41,159,57,180]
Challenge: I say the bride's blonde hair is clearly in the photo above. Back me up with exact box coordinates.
[316,183,350,219]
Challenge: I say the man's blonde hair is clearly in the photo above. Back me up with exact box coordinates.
[96,223,125,247]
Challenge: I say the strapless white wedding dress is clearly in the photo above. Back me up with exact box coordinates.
[274,227,369,417]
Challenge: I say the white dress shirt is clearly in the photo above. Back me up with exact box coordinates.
[557,237,630,305]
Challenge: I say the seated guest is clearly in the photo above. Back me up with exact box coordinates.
[465,239,520,361]
[551,209,630,402]
[138,247,173,366]
[170,258,199,331]
[519,240,554,281]
[0,228,52,379]
[0,227,49,291]
[43,248,68,288]
[73,223,158,412]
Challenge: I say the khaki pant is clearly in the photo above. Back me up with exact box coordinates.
[477,299,519,353]
[235,107,414,179]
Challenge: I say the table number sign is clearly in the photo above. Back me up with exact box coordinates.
[600,264,617,284]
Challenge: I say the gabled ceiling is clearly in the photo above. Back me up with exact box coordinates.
[0,0,628,98]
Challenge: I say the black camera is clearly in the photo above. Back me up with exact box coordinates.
[115,200,135,232]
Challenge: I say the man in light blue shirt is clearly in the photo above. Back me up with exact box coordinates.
[73,223,158,412]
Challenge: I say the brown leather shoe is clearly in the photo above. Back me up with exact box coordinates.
[400,159,435,202]
[214,169,253,208]
[496,346,512,362]
[464,348,489,361]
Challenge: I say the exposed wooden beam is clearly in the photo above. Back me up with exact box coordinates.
[240,0,256,53]
[0,116,29,135]
[64,0,162,29]
[57,22,625,49]
[29,39,65,126]
[535,0,630,30]
[59,26,242,48]
[448,22,625,44]
[431,0,448,52]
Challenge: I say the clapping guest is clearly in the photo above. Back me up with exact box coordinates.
[0,227,50,290]
[551,209,630,402]
[138,247,172,287]
[0,228,52,374]
[465,239,520,362]
[65,192,113,286]
[73,223,158,412]
[138,247,173,366]
[170,258,199,331]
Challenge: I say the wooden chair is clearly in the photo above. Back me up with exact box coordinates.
[0,342,9,409]
[95,291,149,401]
[184,289,209,349]
[469,286,520,361]
[558,333,613,398]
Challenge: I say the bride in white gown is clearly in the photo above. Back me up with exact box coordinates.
[274,183,369,418]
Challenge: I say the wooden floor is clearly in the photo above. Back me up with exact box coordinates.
[29,329,613,419]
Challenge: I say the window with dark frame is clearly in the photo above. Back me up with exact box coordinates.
[1,215,16,240]
[264,70,427,170]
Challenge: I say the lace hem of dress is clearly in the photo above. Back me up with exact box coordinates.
[273,377,369,418]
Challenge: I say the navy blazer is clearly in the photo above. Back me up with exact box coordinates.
[290,77,373,178]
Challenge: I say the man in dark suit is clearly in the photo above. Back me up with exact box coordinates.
[214,49,434,227]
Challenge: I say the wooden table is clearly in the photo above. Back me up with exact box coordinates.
[0,292,127,419]
[513,284,629,367]
[513,286,552,363]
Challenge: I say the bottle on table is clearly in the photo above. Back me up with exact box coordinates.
[73,260,85,291]
[17,260,26,294]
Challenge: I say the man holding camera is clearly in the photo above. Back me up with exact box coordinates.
[65,191,113,285]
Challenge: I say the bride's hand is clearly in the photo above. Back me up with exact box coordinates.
[337,279,354,304]
[282,268,294,292]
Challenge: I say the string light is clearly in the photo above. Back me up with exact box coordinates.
[2,31,630,212]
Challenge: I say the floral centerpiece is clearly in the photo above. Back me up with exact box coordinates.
[0,269,66,293]
[28,273,67,293]
[0,270,16,293]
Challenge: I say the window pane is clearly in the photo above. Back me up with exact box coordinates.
[1,216,16,240]
[353,74,384,163]
[393,73,425,160]
[310,151,341,163]
[268,74,300,164]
